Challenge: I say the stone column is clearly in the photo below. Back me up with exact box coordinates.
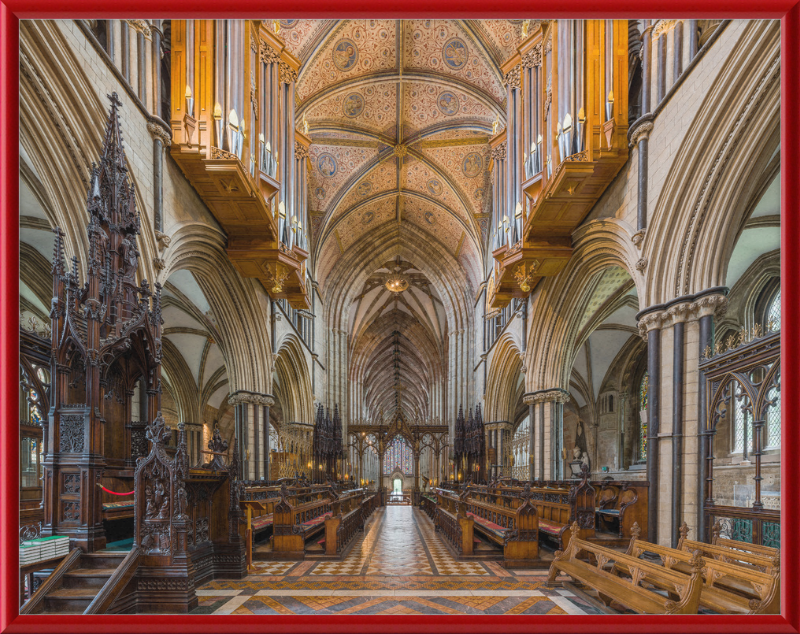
[641,20,653,115]
[693,293,727,540]
[227,391,275,481]
[638,312,662,543]
[263,396,274,481]
[631,121,653,232]
[147,123,170,237]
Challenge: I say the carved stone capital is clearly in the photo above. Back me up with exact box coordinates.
[630,121,654,145]
[637,311,664,339]
[147,121,172,147]
[652,19,677,40]
[666,301,693,325]
[523,394,537,405]
[127,19,152,39]
[689,293,728,319]
[541,389,571,404]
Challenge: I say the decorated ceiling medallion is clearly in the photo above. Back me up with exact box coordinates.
[317,153,337,178]
[385,257,410,294]
[315,187,326,200]
[474,187,484,199]
[427,179,443,196]
[463,152,483,178]
[362,210,375,225]
[442,38,468,69]
[437,91,460,116]
[424,211,436,224]
[333,39,359,71]
[357,181,373,196]
[279,19,298,28]
[343,93,365,118]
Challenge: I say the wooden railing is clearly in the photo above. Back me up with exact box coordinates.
[83,546,140,614]
[435,505,466,555]
[704,504,780,549]
[19,548,82,615]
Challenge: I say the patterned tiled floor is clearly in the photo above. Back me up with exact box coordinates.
[193,506,600,615]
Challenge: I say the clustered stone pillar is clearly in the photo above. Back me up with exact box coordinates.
[637,289,727,546]
[525,389,570,481]
[523,394,536,483]
[227,391,275,481]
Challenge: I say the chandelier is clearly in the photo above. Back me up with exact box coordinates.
[385,258,409,294]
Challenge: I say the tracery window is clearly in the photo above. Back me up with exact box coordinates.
[383,438,412,475]
[639,372,649,461]
[767,290,781,331]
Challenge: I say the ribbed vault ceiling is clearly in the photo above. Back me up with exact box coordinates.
[285,19,529,292]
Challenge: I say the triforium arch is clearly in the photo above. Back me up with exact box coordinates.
[273,334,315,426]
[644,19,780,305]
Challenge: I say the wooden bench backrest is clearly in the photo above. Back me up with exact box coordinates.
[679,538,779,574]
[556,528,704,614]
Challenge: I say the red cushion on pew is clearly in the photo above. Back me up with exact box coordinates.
[251,514,274,530]
[538,520,563,536]
[467,512,507,533]
[302,511,332,527]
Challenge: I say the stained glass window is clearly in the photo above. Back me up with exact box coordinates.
[768,290,781,331]
[639,372,648,461]
[383,438,412,475]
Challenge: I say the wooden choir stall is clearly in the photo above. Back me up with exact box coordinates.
[20,95,247,615]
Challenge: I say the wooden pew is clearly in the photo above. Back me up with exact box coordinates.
[272,485,333,558]
[622,524,779,614]
[434,489,475,556]
[322,489,369,556]
[547,523,704,615]
[677,522,779,575]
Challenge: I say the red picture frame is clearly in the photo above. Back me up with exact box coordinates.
[1,3,797,632]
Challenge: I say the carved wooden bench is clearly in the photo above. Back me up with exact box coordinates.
[547,523,704,614]
[622,525,779,614]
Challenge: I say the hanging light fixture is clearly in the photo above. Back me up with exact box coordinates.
[385,256,409,294]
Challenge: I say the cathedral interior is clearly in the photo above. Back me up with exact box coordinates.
[16,18,782,617]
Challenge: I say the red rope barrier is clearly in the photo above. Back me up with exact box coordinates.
[95,482,134,496]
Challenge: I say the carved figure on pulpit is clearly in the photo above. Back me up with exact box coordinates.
[145,484,157,519]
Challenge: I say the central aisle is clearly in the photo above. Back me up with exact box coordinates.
[192,505,600,615]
